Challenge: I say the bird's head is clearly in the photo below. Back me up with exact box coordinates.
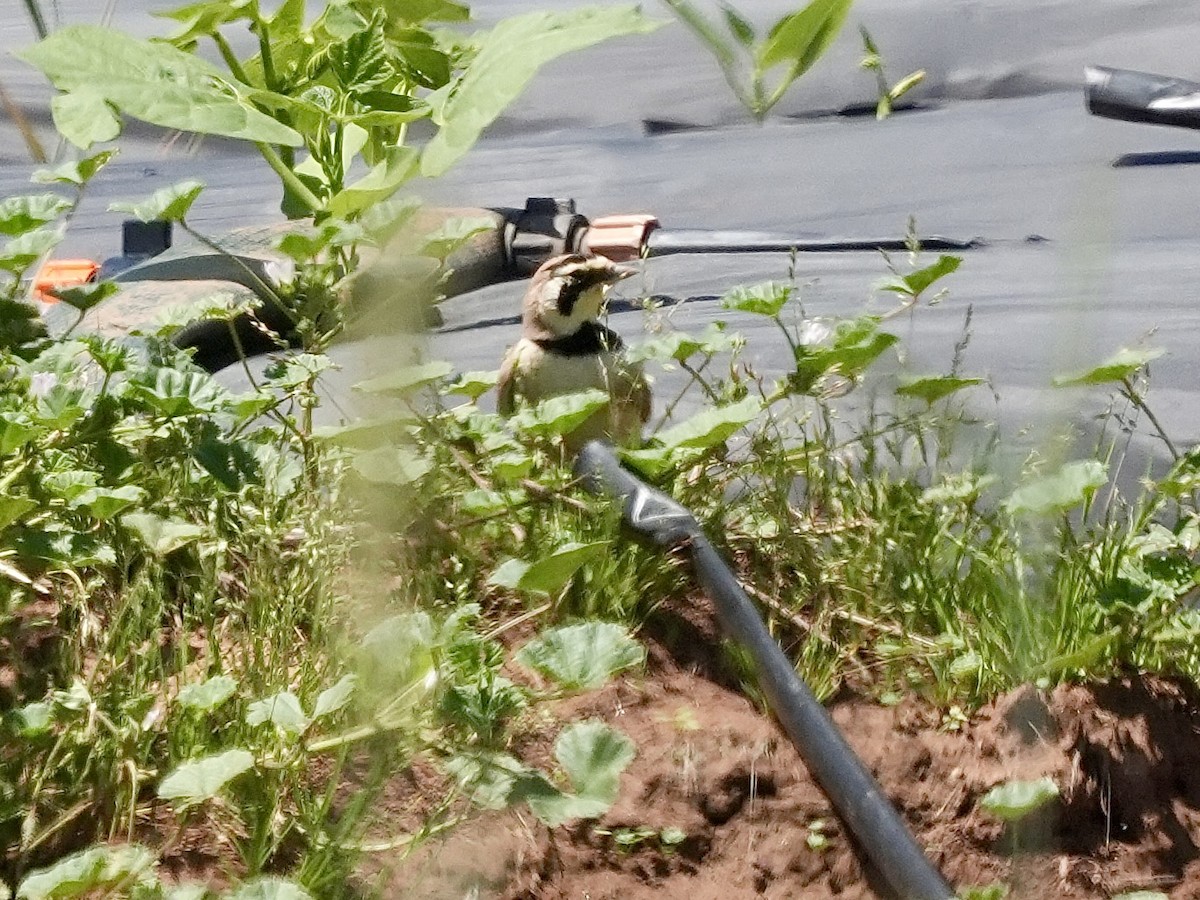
[522,254,636,338]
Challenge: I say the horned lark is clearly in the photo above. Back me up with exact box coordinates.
[497,254,651,451]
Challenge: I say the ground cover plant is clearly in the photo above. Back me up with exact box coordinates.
[5,0,1200,898]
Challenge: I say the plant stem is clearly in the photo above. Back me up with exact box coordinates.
[256,142,322,213]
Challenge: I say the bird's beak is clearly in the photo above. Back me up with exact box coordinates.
[609,264,639,283]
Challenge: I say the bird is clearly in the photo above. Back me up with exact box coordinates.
[497,254,651,452]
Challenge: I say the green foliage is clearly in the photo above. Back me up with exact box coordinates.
[517,622,646,690]
[978,777,1059,822]
[16,845,157,900]
[858,25,925,119]
[158,749,257,807]
[664,0,853,120]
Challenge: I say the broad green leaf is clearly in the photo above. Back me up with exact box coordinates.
[377,0,471,24]
[352,445,432,486]
[791,317,897,392]
[449,370,499,400]
[653,396,762,450]
[246,691,309,733]
[527,720,635,826]
[490,541,610,597]
[167,885,211,900]
[627,325,736,363]
[224,878,314,900]
[75,485,145,520]
[877,254,961,297]
[156,0,256,45]
[360,612,437,690]
[1054,347,1166,387]
[720,282,791,317]
[512,389,610,438]
[420,216,497,260]
[517,622,644,691]
[896,375,983,404]
[490,450,533,482]
[445,751,530,810]
[487,558,532,591]
[16,844,157,900]
[110,180,204,224]
[31,150,117,186]
[0,494,37,530]
[123,512,206,555]
[50,90,122,148]
[48,281,119,313]
[327,146,419,218]
[0,195,72,237]
[1003,460,1107,516]
[353,360,454,396]
[158,749,255,806]
[758,0,853,75]
[312,675,356,719]
[1,228,62,274]
[14,701,53,735]
[422,7,662,176]
[979,777,1059,823]
[131,367,226,416]
[0,413,40,454]
[18,26,303,145]
[177,675,238,712]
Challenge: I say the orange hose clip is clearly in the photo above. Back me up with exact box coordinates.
[32,258,100,303]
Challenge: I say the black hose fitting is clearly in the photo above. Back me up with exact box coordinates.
[1086,65,1200,131]
[574,441,956,900]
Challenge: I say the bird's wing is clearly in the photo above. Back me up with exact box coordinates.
[496,347,519,417]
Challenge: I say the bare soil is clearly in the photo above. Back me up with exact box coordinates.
[391,605,1200,900]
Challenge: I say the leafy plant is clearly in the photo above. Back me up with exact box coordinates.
[858,25,925,119]
[663,0,853,121]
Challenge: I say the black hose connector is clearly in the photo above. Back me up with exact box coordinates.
[1086,65,1200,131]
[574,441,956,900]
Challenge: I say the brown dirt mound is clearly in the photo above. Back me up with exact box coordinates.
[394,646,1200,899]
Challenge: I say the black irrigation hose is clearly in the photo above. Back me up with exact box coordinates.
[1086,65,1200,131]
[574,441,956,900]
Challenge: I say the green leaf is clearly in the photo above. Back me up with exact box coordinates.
[159,749,255,807]
[0,413,39,454]
[312,675,356,719]
[627,325,736,363]
[177,675,238,712]
[889,69,926,101]
[448,370,499,400]
[353,360,454,396]
[131,367,227,416]
[896,375,983,404]
[18,26,303,145]
[1111,893,1169,900]
[48,281,119,313]
[877,254,961,297]
[246,691,309,733]
[50,90,122,148]
[420,216,497,260]
[14,702,53,736]
[517,622,645,691]
[791,316,897,393]
[0,195,72,237]
[527,721,635,826]
[75,485,145,520]
[327,146,419,218]
[758,0,853,75]
[722,5,756,46]
[224,878,314,900]
[16,844,157,900]
[352,445,432,486]
[110,180,204,223]
[0,494,37,531]
[123,512,206,556]
[512,389,610,439]
[32,150,117,186]
[1003,460,1107,516]
[422,7,661,176]
[1054,347,1166,387]
[720,282,791,317]
[489,541,611,597]
[979,777,1059,823]
[654,396,762,450]
[445,751,531,810]
[1,228,62,274]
